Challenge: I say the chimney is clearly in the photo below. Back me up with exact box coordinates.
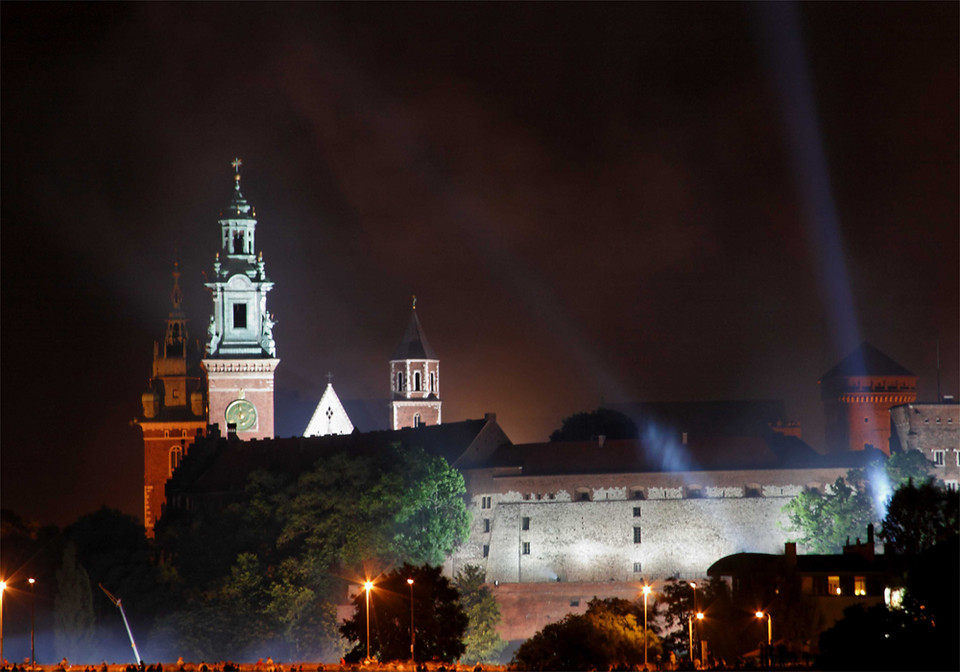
[867,523,874,545]
[785,542,797,567]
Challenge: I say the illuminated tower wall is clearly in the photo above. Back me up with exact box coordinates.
[202,160,279,439]
[137,262,207,536]
[819,342,916,454]
[390,301,441,430]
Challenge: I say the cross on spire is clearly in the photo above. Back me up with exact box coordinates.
[231,157,243,174]
[326,371,334,385]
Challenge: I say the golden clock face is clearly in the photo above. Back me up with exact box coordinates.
[225,398,257,432]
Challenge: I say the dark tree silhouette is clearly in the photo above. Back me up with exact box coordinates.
[881,478,959,555]
[340,564,467,663]
[550,407,638,442]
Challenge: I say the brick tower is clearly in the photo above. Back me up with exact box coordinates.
[819,341,916,454]
[389,298,441,429]
[137,260,207,536]
[202,159,279,439]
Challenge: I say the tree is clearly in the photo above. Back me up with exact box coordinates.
[511,598,661,671]
[54,543,95,662]
[881,478,959,555]
[550,408,638,442]
[340,564,467,663]
[782,450,933,554]
[454,565,506,663]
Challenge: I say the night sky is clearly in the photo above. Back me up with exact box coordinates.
[2,3,957,527]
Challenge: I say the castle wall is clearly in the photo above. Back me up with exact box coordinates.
[891,402,960,488]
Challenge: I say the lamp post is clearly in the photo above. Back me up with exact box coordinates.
[28,579,36,667]
[642,585,651,669]
[689,582,698,662]
[364,581,374,662]
[407,578,415,662]
[1,580,6,666]
[756,611,772,667]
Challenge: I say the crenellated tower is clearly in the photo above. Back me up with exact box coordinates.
[202,159,279,439]
[137,260,207,536]
[389,297,441,429]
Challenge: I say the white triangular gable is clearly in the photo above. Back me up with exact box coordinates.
[304,383,355,437]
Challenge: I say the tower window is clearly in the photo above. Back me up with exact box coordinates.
[522,542,530,555]
[633,527,642,544]
[633,562,642,573]
[413,413,422,427]
[482,544,489,558]
[633,507,642,518]
[169,445,183,476]
[481,496,492,509]
[430,372,436,393]
[396,371,403,392]
[933,450,944,466]
[233,303,247,329]
[521,517,530,530]
[414,371,422,392]
[483,518,490,533]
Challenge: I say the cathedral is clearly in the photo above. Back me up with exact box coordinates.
[138,162,957,644]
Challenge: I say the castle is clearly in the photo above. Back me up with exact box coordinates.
[138,164,958,643]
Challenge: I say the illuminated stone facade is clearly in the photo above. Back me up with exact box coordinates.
[137,262,207,537]
[202,162,279,439]
[819,342,916,454]
[890,401,960,490]
[304,382,355,436]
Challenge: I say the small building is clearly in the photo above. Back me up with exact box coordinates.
[890,400,960,491]
[708,527,897,633]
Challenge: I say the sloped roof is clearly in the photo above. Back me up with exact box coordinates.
[609,399,788,438]
[708,551,893,577]
[820,342,914,380]
[303,383,355,437]
[391,310,437,360]
[479,432,854,476]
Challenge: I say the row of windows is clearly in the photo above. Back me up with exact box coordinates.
[931,450,960,467]
[481,510,641,533]
[923,416,953,424]
[395,371,437,393]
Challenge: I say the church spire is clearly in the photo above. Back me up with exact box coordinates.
[389,300,441,429]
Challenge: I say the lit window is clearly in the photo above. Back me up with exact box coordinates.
[521,517,530,531]
[828,576,840,595]
[633,527,642,544]
[854,576,866,596]
[933,450,945,466]
[633,507,642,518]
[483,518,490,533]
[522,542,530,555]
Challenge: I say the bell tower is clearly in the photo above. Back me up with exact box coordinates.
[137,260,207,537]
[390,297,441,430]
[202,159,279,439]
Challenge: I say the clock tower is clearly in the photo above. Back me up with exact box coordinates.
[202,159,279,439]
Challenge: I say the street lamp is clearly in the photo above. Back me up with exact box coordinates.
[28,579,36,667]
[642,585,651,668]
[407,578,415,662]
[364,581,374,662]
[1,580,6,666]
[689,582,698,664]
[756,611,772,667]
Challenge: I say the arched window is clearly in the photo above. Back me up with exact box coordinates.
[413,413,422,427]
[414,371,422,392]
[169,445,183,476]
[397,371,404,392]
[430,372,436,393]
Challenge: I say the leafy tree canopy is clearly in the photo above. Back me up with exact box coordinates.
[340,564,467,663]
[155,443,470,661]
[454,565,506,663]
[881,478,959,556]
[511,597,661,671]
[550,407,638,442]
[783,450,932,553]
